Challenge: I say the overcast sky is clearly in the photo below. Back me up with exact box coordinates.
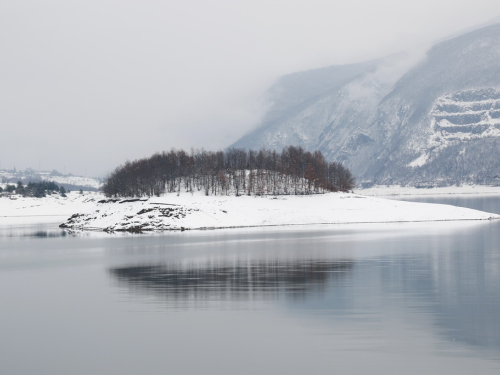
[2,1,500,177]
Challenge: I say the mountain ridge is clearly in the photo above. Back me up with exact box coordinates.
[231,22,500,186]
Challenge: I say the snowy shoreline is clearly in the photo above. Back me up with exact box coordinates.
[358,185,500,197]
[1,190,499,232]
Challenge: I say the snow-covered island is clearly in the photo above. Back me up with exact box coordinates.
[52,191,499,233]
[2,146,500,233]
[2,189,500,233]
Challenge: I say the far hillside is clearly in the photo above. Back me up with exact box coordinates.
[0,180,66,198]
[0,168,102,192]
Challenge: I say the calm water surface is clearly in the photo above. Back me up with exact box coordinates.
[1,197,500,374]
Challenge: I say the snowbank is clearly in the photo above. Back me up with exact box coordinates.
[56,192,499,232]
[2,191,498,232]
[0,192,102,226]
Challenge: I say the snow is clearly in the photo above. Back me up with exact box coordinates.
[0,191,103,226]
[52,191,499,232]
[408,153,429,168]
[2,189,498,233]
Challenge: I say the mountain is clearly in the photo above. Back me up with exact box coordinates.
[231,23,500,186]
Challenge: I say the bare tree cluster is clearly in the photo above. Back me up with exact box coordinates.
[102,146,355,197]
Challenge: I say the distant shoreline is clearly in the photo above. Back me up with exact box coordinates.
[357,185,500,197]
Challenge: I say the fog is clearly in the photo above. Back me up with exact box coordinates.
[1,0,500,177]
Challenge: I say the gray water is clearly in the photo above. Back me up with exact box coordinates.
[1,197,500,374]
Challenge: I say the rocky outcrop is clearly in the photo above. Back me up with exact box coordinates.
[60,200,197,232]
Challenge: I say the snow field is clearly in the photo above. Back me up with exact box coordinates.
[0,191,102,226]
[58,191,499,232]
[2,190,499,232]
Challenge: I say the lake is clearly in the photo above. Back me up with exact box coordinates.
[1,196,500,374]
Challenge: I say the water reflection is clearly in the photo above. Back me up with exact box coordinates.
[27,230,67,238]
[2,217,500,374]
[108,224,500,355]
[110,259,353,301]
[386,250,500,350]
[0,229,68,238]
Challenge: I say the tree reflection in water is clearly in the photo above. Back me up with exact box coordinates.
[0,230,68,238]
[110,259,353,301]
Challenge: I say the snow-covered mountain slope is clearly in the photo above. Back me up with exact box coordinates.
[232,58,383,152]
[231,23,500,186]
[410,88,500,168]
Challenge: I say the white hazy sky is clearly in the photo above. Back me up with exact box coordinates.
[1,0,500,176]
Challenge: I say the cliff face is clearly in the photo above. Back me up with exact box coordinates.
[231,24,500,186]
